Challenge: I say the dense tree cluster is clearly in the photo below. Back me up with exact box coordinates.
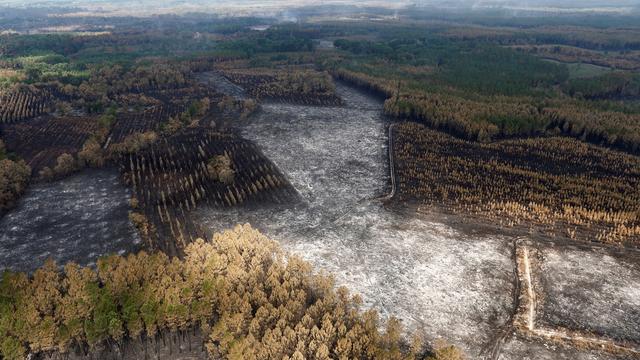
[77,64,189,100]
[0,33,85,57]
[325,31,640,153]
[217,25,315,57]
[562,72,640,100]
[0,224,451,360]
[76,138,103,168]
[274,70,335,95]
[109,131,159,155]
[128,211,157,248]
[443,25,640,51]
[333,37,568,96]
[384,92,547,142]
[216,96,258,121]
[332,69,395,98]
[393,122,640,244]
[543,105,640,153]
[51,153,78,178]
[74,110,117,168]
[207,153,235,185]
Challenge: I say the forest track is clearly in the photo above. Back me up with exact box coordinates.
[380,122,397,202]
[485,238,522,360]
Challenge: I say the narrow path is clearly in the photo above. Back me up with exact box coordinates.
[487,238,522,360]
[382,122,397,202]
[522,246,535,331]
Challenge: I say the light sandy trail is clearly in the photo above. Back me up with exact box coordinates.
[522,247,535,331]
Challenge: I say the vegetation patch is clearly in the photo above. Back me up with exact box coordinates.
[393,122,640,245]
[510,45,640,71]
[324,30,640,154]
[0,139,31,215]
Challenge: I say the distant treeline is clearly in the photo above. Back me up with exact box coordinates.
[326,33,640,153]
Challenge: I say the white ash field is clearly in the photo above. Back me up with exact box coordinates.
[0,169,141,273]
[536,245,640,347]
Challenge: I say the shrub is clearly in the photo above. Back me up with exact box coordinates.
[110,131,158,155]
[0,158,31,212]
[77,138,104,167]
[428,340,466,360]
[53,153,77,177]
[207,153,235,185]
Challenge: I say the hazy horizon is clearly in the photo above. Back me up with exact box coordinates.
[1,0,639,17]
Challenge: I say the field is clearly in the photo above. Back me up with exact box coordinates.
[536,246,640,347]
[0,169,140,273]
[542,60,615,79]
[392,122,640,245]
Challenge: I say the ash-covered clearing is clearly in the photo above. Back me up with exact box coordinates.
[0,169,141,273]
[537,245,640,345]
[192,84,516,358]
